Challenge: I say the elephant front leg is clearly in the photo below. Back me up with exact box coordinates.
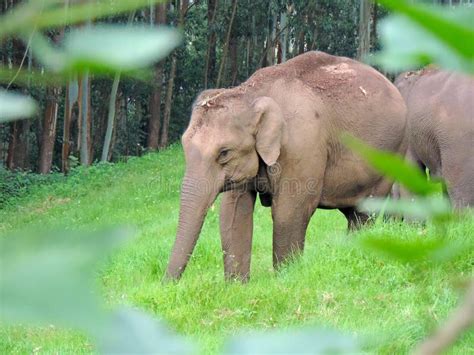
[220,189,256,282]
[271,195,315,269]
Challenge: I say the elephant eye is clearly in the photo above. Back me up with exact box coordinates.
[218,148,231,163]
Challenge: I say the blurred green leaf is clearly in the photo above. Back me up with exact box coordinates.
[360,234,465,264]
[373,11,474,73]
[223,328,359,354]
[342,134,438,196]
[0,90,37,122]
[360,197,451,221]
[99,307,194,354]
[377,0,474,62]
[0,229,131,329]
[61,25,181,72]
[0,0,164,38]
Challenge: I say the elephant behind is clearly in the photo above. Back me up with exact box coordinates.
[166,51,407,281]
[395,68,474,208]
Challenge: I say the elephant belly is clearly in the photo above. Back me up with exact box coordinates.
[318,156,389,208]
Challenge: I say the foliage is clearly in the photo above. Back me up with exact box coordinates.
[374,0,474,73]
[0,0,181,121]
[0,166,64,208]
[0,227,194,354]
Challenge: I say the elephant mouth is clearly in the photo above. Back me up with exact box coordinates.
[221,177,254,192]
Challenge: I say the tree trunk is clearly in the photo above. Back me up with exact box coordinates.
[230,36,238,86]
[371,1,378,51]
[39,87,60,174]
[357,0,371,60]
[6,120,29,170]
[79,71,91,166]
[147,3,167,150]
[6,37,29,170]
[160,0,189,148]
[101,73,121,161]
[160,55,176,149]
[62,78,79,173]
[204,0,218,89]
[108,95,122,161]
[280,9,288,62]
[216,0,238,88]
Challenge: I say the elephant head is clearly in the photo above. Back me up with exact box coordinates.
[165,89,286,280]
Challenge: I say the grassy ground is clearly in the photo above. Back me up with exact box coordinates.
[0,145,473,354]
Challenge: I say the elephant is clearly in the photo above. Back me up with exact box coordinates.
[394,68,474,208]
[165,51,407,282]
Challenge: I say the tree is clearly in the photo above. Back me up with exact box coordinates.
[161,0,189,148]
[204,0,218,89]
[147,3,167,150]
[6,36,30,171]
[62,78,79,173]
[215,0,238,87]
[357,0,371,60]
[39,87,60,174]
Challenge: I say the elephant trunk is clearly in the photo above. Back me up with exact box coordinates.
[165,174,217,280]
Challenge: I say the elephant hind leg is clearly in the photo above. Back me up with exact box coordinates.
[339,207,371,231]
[441,148,474,208]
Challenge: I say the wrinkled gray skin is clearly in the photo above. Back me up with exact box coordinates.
[166,51,407,282]
[394,68,474,208]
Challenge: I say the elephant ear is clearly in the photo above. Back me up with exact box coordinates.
[252,97,286,166]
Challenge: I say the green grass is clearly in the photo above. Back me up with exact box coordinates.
[1,145,473,354]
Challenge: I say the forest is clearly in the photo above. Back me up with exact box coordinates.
[1,0,473,354]
[3,0,386,174]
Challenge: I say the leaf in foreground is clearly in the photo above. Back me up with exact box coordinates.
[0,0,164,38]
[359,234,466,264]
[99,307,194,354]
[0,229,130,329]
[62,25,182,72]
[359,197,451,221]
[223,327,359,354]
[0,90,37,122]
[377,0,474,63]
[373,12,473,74]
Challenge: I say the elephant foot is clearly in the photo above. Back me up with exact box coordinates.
[339,207,371,231]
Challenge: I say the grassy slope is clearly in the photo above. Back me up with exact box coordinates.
[0,145,473,354]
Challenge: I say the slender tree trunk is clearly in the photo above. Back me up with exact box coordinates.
[230,36,238,86]
[204,0,218,89]
[6,37,29,170]
[267,13,277,65]
[160,0,188,148]
[62,78,79,172]
[6,120,29,170]
[101,73,121,161]
[108,95,122,161]
[160,55,177,148]
[357,0,371,60]
[79,71,91,166]
[147,3,167,150]
[38,87,60,174]
[280,9,288,62]
[371,1,378,50]
[216,0,238,88]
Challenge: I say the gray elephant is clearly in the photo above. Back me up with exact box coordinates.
[394,68,474,208]
[166,51,407,281]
